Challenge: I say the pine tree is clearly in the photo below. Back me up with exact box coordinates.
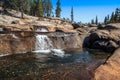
[10,0,20,11]
[95,16,98,25]
[43,0,53,17]
[38,0,44,17]
[104,16,108,24]
[34,0,40,16]
[2,0,11,11]
[43,0,47,17]
[91,19,94,24]
[107,15,109,20]
[47,0,53,17]
[110,12,115,23]
[1,0,54,18]
[55,0,61,17]
[71,7,74,22]
[107,15,110,23]
[114,8,120,22]
[30,0,36,16]
[33,0,44,17]
[104,15,110,24]
[23,0,29,14]
[5,0,28,16]
[35,0,40,16]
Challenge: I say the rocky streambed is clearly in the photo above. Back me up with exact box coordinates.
[0,31,111,80]
[0,23,120,80]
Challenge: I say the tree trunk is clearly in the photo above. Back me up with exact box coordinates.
[20,0,24,18]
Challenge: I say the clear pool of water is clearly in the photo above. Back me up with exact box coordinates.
[0,49,110,80]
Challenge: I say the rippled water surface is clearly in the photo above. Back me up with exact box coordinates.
[0,50,110,80]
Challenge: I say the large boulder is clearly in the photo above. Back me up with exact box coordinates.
[84,29,120,53]
[94,48,120,80]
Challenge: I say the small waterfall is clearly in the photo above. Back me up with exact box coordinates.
[34,34,65,57]
[35,35,53,50]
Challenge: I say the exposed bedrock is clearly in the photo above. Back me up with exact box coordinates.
[49,33,82,49]
[94,48,120,80]
[0,33,35,54]
[0,32,82,55]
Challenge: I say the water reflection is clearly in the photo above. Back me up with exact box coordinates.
[0,50,110,80]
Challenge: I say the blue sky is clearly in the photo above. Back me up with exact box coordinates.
[52,0,120,23]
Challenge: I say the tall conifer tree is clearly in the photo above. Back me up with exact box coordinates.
[71,7,74,22]
[114,8,120,22]
[55,0,61,17]
[91,19,94,24]
[95,16,98,25]
[38,0,44,17]
[110,12,115,23]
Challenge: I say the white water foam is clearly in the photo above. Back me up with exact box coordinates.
[51,49,65,57]
[32,50,51,54]
[32,49,65,57]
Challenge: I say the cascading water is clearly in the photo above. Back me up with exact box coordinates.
[34,34,65,57]
[35,35,53,50]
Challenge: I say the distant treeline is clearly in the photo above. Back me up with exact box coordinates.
[90,8,120,25]
[104,8,120,24]
[0,0,61,18]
